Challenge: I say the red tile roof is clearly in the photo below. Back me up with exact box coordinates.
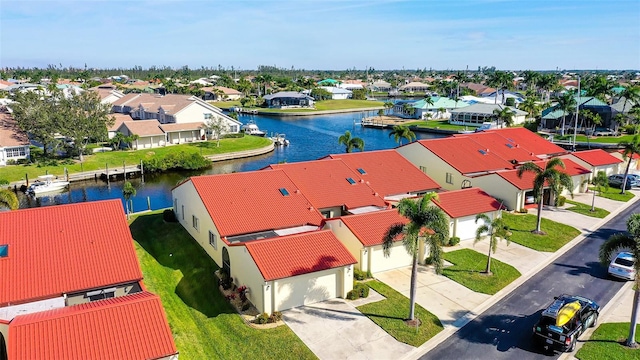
[416,137,514,174]
[327,150,440,196]
[617,149,640,160]
[433,188,503,218]
[244,230,356,281]
[108,113,133,132]
[455,131,540,163]
[159,121,205,132]
[571,149,623,166]
[339,209,409,247]
[0,200,143,306]
[187,170,324,237]
[481,128,568,156]
[551,158,591,176]
[0,111,29,147]
[8,292,177,360]
[497,158,591,190]
[119,120,164,136]
[267,159,387,210]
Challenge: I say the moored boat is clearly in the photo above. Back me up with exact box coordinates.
[26,175,70,195]
[240,120,266,137]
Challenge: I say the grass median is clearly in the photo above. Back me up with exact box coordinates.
[357,280,443,347]
[0,136,272,183]
[129,211,316,360]
[442,249,521,295]
[575,323,640,360]
[590,186,635,202]
[565,199,610,218]
[502,213,581,252]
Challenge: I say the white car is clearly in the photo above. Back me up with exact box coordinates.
[608,252,636,281]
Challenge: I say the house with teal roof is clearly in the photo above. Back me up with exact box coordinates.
[541,96,612,131]
[412,96,470,120]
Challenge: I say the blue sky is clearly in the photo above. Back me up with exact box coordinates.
[1,0,639,70]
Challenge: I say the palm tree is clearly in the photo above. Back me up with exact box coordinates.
[516,158,574,234]
[338,130,364,153]
[618,134,640,194]
[557,92,577,136]
[519,97,539,122]
[383,194,449,322]
[384,101,394,115]
[492,107,515,128]
[537,74,558,103]
[0,189,19,210]
[523,70,539,92]
[589,171,609,212]
[389,125,416,146]
[474,213,511,275]
[599,213,640,347]
[123,181,136,218]
[618,85,640,115]
[402,103,416,118]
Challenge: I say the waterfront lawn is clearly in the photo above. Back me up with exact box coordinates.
[565,199,610,218]
[357,280,443,347]
[575,323,640,360]
[209,100,241,110]
[129,211,316,360]
[442,249,521,295]
[589,186,635,202]
[0,136,272,183]
[259,99,384,113]
[502,213,581,252]
[406,120,469,131]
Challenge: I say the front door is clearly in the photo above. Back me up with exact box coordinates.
[222,247,230,276]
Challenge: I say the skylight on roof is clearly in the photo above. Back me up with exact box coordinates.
[478,149,487,155]
[507,138,515,143]
[506,143,514,148]
[0,244,7,258]
[346,177,356,184]
[357,168,367,174]
[279,188,290,196]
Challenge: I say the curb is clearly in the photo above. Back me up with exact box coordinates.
[557,280,635,360]
[403,192,640,360]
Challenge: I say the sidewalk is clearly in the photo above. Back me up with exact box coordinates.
[401,188,640,360]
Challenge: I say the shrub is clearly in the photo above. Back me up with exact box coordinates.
[353,268,367,281]
[346,290,359,300]
[355,283,369,298]
[424,256,433,265]
[142,151,211,173]
[447,236,461,246]
[241,303,251,312]
[519,208,529,214]
[366,270,373,279]
[218,273,233,290]
[224,293,236,301]
[523,120,539,132]
[623,124,638,134]
[505,97,515,106]
[6,159,16,165]
[255,312,269,324]
[237,285,248,302]
[222,133,244,139]
[556,196,566,207]
[163,209,177,222]
[268,311,282,323]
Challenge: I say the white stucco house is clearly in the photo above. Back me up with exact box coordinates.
[449,103,528,127]
[563,149,623,180]
[319,86,353,100]
[0,110,30,166]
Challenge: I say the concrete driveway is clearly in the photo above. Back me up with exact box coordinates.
[282,298,414,360]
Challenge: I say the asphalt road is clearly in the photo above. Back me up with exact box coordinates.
[422,202,639,360]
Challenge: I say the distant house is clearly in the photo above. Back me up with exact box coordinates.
[89,84,125,104]
[201,86,243,101]
[563,149,623,180]
[541,96,612,130]
[338,80,365,90]
[399,82,430,93]
[460,82,497,97]
[107,113,134,140]
[263,91,314,108]
[160,122,205,144]
[449,103,528,127]
[368,81,392,92]
[0,110,30,166]
[117,120,167,149]
[319,86,352,100]
[0,200,177,360]
[411,96,470,120]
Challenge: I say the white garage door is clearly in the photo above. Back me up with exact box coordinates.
[370,244,413,273]
[456,215,485,240]
[275,270,339,311]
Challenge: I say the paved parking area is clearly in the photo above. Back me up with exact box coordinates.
[282,298,414,360]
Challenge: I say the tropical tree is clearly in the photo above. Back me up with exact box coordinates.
[618,85,640,118]
[10,90,63,157]
[388,125,416,146]
[584,75,614,102]
[487,71,513,104]
[523,70,539,92]
[599,213,640,347]
[474,213,511,275]
[122,181,136,218]
[384,101,394,115]
[402,103,416,118]
[437,107,446,119]
[618,134,640,194]
[519,97,540,122]
[537,73,558,103]
[383,194,449,322]
[338,130,364,153]
[516,158,574,233]
[377,109,384,119]
[556,92,577,136]
[0,189,19,210]
[202,115,229,147]
[492,107,515,128]
[589,171,609,212]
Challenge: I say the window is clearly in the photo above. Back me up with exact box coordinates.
[181,205,185,220]
[346,177,356,184]
[229,125,238,133]
[279,188,290,196]
[446,173,453,184]
[209,231,218,250]
[173,199,178,214]
[192,215,199,231]
[0,244,7,258]
[357,168,366,175]
[419,166,427,174]
[204,113,212,120]
[86,287,116,302]
[6,147,26,158]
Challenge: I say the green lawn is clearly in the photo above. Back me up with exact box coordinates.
[209,100,241,110]
[565,199,610,218]
[442,249,521,295]
[590,186,636,202]
[502,213,581,252]
[406,120,469,131]
[357,280,443,347]
[129,211,316,360]
[212,99,384,113]
[576,323,640,360]
[550,134,634,144]
[0,136,272,183]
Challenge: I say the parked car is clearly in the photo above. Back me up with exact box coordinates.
[532,295,599,353]
[608,251,636,281]
[607,174,635,189]
[627,173,640,186]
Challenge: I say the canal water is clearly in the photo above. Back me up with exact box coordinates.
[17,112,446,211]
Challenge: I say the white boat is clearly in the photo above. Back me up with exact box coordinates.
[27,175,70,195]
[272,133,290,146]
[241,121,266,137]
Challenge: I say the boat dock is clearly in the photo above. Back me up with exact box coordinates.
[361,116,412,129]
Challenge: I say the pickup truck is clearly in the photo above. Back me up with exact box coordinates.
[532,295,600,352]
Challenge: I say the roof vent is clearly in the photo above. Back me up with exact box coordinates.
[360,179,365,183]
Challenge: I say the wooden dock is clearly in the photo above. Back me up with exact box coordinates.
[99,165,143,182]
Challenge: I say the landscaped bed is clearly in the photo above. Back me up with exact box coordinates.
[441,249,521,295]
[357,280,443,347]
[575,323,640,360]
[502,213,581,252]
[565,199,610,218]
[129,211,316,360]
